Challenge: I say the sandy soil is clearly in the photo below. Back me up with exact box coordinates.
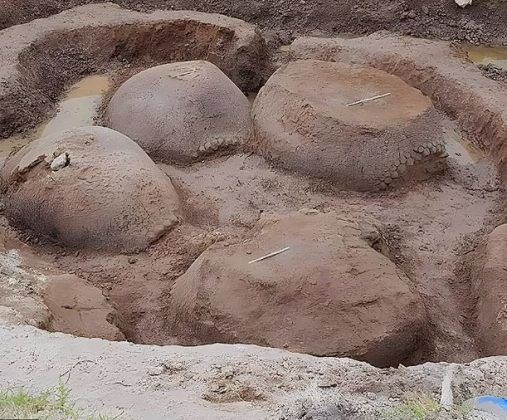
[1,325,506,419]
[471,223,507,355]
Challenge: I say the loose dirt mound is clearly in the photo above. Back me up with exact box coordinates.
[252,60,447,190]
[473,224,507,356]
[170,210,427,367]
[1,126,181,251]
[107,61,252,163]
[44,274,124,341]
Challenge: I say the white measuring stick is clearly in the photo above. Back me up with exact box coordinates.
[346,92,391,107]
[248,247,290,264]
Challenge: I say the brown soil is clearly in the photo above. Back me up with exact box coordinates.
[0,0,506,45]
[0,5,506,368]
[471,224,507,356]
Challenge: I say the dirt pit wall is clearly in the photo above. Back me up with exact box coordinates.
[251,59,447,190]
[0,0,506,46]
[0,3,265,139]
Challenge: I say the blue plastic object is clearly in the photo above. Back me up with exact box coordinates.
[474,395,507,419]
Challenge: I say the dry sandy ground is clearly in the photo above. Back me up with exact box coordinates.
[1,325,507,419]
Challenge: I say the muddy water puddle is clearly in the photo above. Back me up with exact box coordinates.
[42,74,111,135]
[466,45,507,69]
[446,137,483,164]
[440,119,484,164]
[0,74,111,164]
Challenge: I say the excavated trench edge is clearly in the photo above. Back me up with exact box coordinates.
[0,5,506,366]
[0,4,266,139]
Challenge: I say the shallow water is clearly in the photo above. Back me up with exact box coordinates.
[442,120,484,165]
[40,74,111,137]
[466,45,507,70]
[445,135,484,165]
[0,74,111,163]
[65,74,111,99]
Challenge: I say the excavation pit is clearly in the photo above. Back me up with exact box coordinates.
[0,4,265,139]
[0,5,506,372]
